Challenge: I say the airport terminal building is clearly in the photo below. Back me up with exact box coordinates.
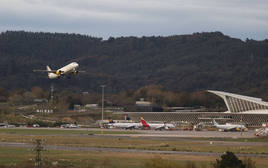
[117,90,268,127]
[207,90,268,114]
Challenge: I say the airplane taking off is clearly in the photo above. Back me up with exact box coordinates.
[33,62,85,79]
[212,119,247,132]
[140,118,175,130]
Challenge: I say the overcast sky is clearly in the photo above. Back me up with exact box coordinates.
[0,0,268,40]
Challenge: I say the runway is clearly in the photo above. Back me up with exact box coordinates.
[12,127,256,138]
[71,127,256,138]
[116,129,256,138]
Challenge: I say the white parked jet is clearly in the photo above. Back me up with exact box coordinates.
[255,124,268,136]
[105,122,141,130]
[212,119,247,132]
[140,118,175,130]
[33,62,84,79]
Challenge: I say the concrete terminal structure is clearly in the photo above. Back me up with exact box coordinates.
[207,90,268,114]
[116,90,268,127]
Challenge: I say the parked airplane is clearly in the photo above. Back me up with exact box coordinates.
[140,118,175,130]
[255,123,268,136]
[105,122,141,130]
[33,62,85,79]
[60,124,80,128]
[212,119,247,132]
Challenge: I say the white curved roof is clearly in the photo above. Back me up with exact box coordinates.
[207,90,268,114]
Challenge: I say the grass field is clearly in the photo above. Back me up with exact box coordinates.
[1,131,268,154]
[0,146,214,168]
[197,136,268,143]
[0,128,268,168]
[2,128,268,142]
[1,146,268,168]
[2,135,268,154]
[0,128,138,135]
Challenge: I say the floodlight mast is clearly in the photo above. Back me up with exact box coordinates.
[100,85,106,126]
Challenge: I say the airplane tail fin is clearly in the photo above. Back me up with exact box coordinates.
[46,65,57,79]
[140,117,150,128]
[212,119,218,126]
[46,66,52,71]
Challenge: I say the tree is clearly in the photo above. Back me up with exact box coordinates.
[212,151,245,168]
[0,87,8,102]
[66,93,82,110]
[31,86,46,98]
[8,94,24,105]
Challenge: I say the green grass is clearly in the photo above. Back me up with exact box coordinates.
[0,128,138,135]
[0,131,268,168]
[1,132,268,155]
[1,146,268,168]
[0,128,268,165]
[194,136,268,143]
[0,146,218,168]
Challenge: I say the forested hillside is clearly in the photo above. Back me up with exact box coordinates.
[0,31,268,98]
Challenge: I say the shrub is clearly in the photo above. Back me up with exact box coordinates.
[212,151,245,168]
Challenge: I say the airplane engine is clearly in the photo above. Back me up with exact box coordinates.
[56,70,63,76]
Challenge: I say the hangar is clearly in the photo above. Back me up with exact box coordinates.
[118,90,268,127]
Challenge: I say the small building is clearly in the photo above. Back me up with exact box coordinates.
[124,98,163,112]
[33,99,48,103]
[85,104,98,109]
[136,99,152,106]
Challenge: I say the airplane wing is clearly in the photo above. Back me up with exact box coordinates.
[154,126,166,130]
[225,126,238,130]
[126,123,142,129]
[76,70,86,73]
[125,125,136,129]
[33,69,57,73]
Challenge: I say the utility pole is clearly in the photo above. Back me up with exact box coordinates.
[34,139,43,168]
[100,85,106,126]
[240,115,243,136]
[50,83,54,104]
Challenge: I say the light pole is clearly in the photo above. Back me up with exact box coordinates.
[100,85,106,126]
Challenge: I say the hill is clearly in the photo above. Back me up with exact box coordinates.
[0,31,268,98]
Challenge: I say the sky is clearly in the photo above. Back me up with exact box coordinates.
[0,0,268,40]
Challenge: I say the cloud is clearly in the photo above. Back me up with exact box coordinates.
[0,0,267,40]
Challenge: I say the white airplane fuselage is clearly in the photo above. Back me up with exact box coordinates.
[212,119,246,131]
[141,118,175,130]
[106,122,141,129]
[48,62,79,79]
[216,124,246,130]
[147,123,174,130]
